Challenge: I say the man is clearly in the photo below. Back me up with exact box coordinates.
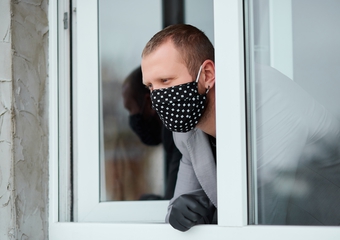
[141,24,340,231]
[122,66,182,200]
[141,24,217,231]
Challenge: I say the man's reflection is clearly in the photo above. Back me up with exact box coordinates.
[122,66,182,200]
[123,67,163,146]
[255,64,340,225]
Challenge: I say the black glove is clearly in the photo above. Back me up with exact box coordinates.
[168,193,215,232]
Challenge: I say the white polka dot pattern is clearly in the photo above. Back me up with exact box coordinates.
[151,81,207,132]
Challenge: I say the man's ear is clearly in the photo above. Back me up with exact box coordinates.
[202,59,215,90]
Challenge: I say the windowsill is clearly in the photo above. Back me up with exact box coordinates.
[50,222,340,240]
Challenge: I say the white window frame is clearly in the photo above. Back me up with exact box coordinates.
[73,0,168,223]
[49,0,340,239]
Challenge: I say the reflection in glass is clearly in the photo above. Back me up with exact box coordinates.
[99,0,163,201]
[246,0,340,225]
[98,0,215,202]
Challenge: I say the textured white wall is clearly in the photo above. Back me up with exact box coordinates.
[0,0,14,239]
[0,0,49,239]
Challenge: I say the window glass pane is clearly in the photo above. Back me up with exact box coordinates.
[99,0,163,201]
[246,0,340,225]
[99,0,214,203]
[185,0,214,44]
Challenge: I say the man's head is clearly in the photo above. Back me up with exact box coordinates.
[141,24,216,136]
[142,24,214,80]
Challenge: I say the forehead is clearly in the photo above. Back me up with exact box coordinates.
[141,41,187,81]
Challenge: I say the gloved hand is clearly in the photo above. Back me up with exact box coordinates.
[168,193,215,232]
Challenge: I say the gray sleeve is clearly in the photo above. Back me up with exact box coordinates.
[165,132,202,223]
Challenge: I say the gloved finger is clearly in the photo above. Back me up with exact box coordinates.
[169,214,194,232]
[180,206,203,223]
[171,202,202,223]
[170,221,189,232]
[182,195,210,217]
[195,195,210,208]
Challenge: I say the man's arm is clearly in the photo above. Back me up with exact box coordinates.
[165,132,216,231]
[165,152,201,223]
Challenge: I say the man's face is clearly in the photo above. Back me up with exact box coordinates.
[141,40,194,91]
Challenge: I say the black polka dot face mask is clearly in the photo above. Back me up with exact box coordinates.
[150,66,207,132]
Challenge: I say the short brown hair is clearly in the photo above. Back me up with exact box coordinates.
[142,24,214,79]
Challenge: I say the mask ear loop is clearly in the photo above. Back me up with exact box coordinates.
[195,65,203,83]
[195,65,209,94]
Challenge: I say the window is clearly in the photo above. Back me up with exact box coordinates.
[99,0,215,204]
[245,0,340,225]
[99,0,163,203]
[49,0,340,239]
